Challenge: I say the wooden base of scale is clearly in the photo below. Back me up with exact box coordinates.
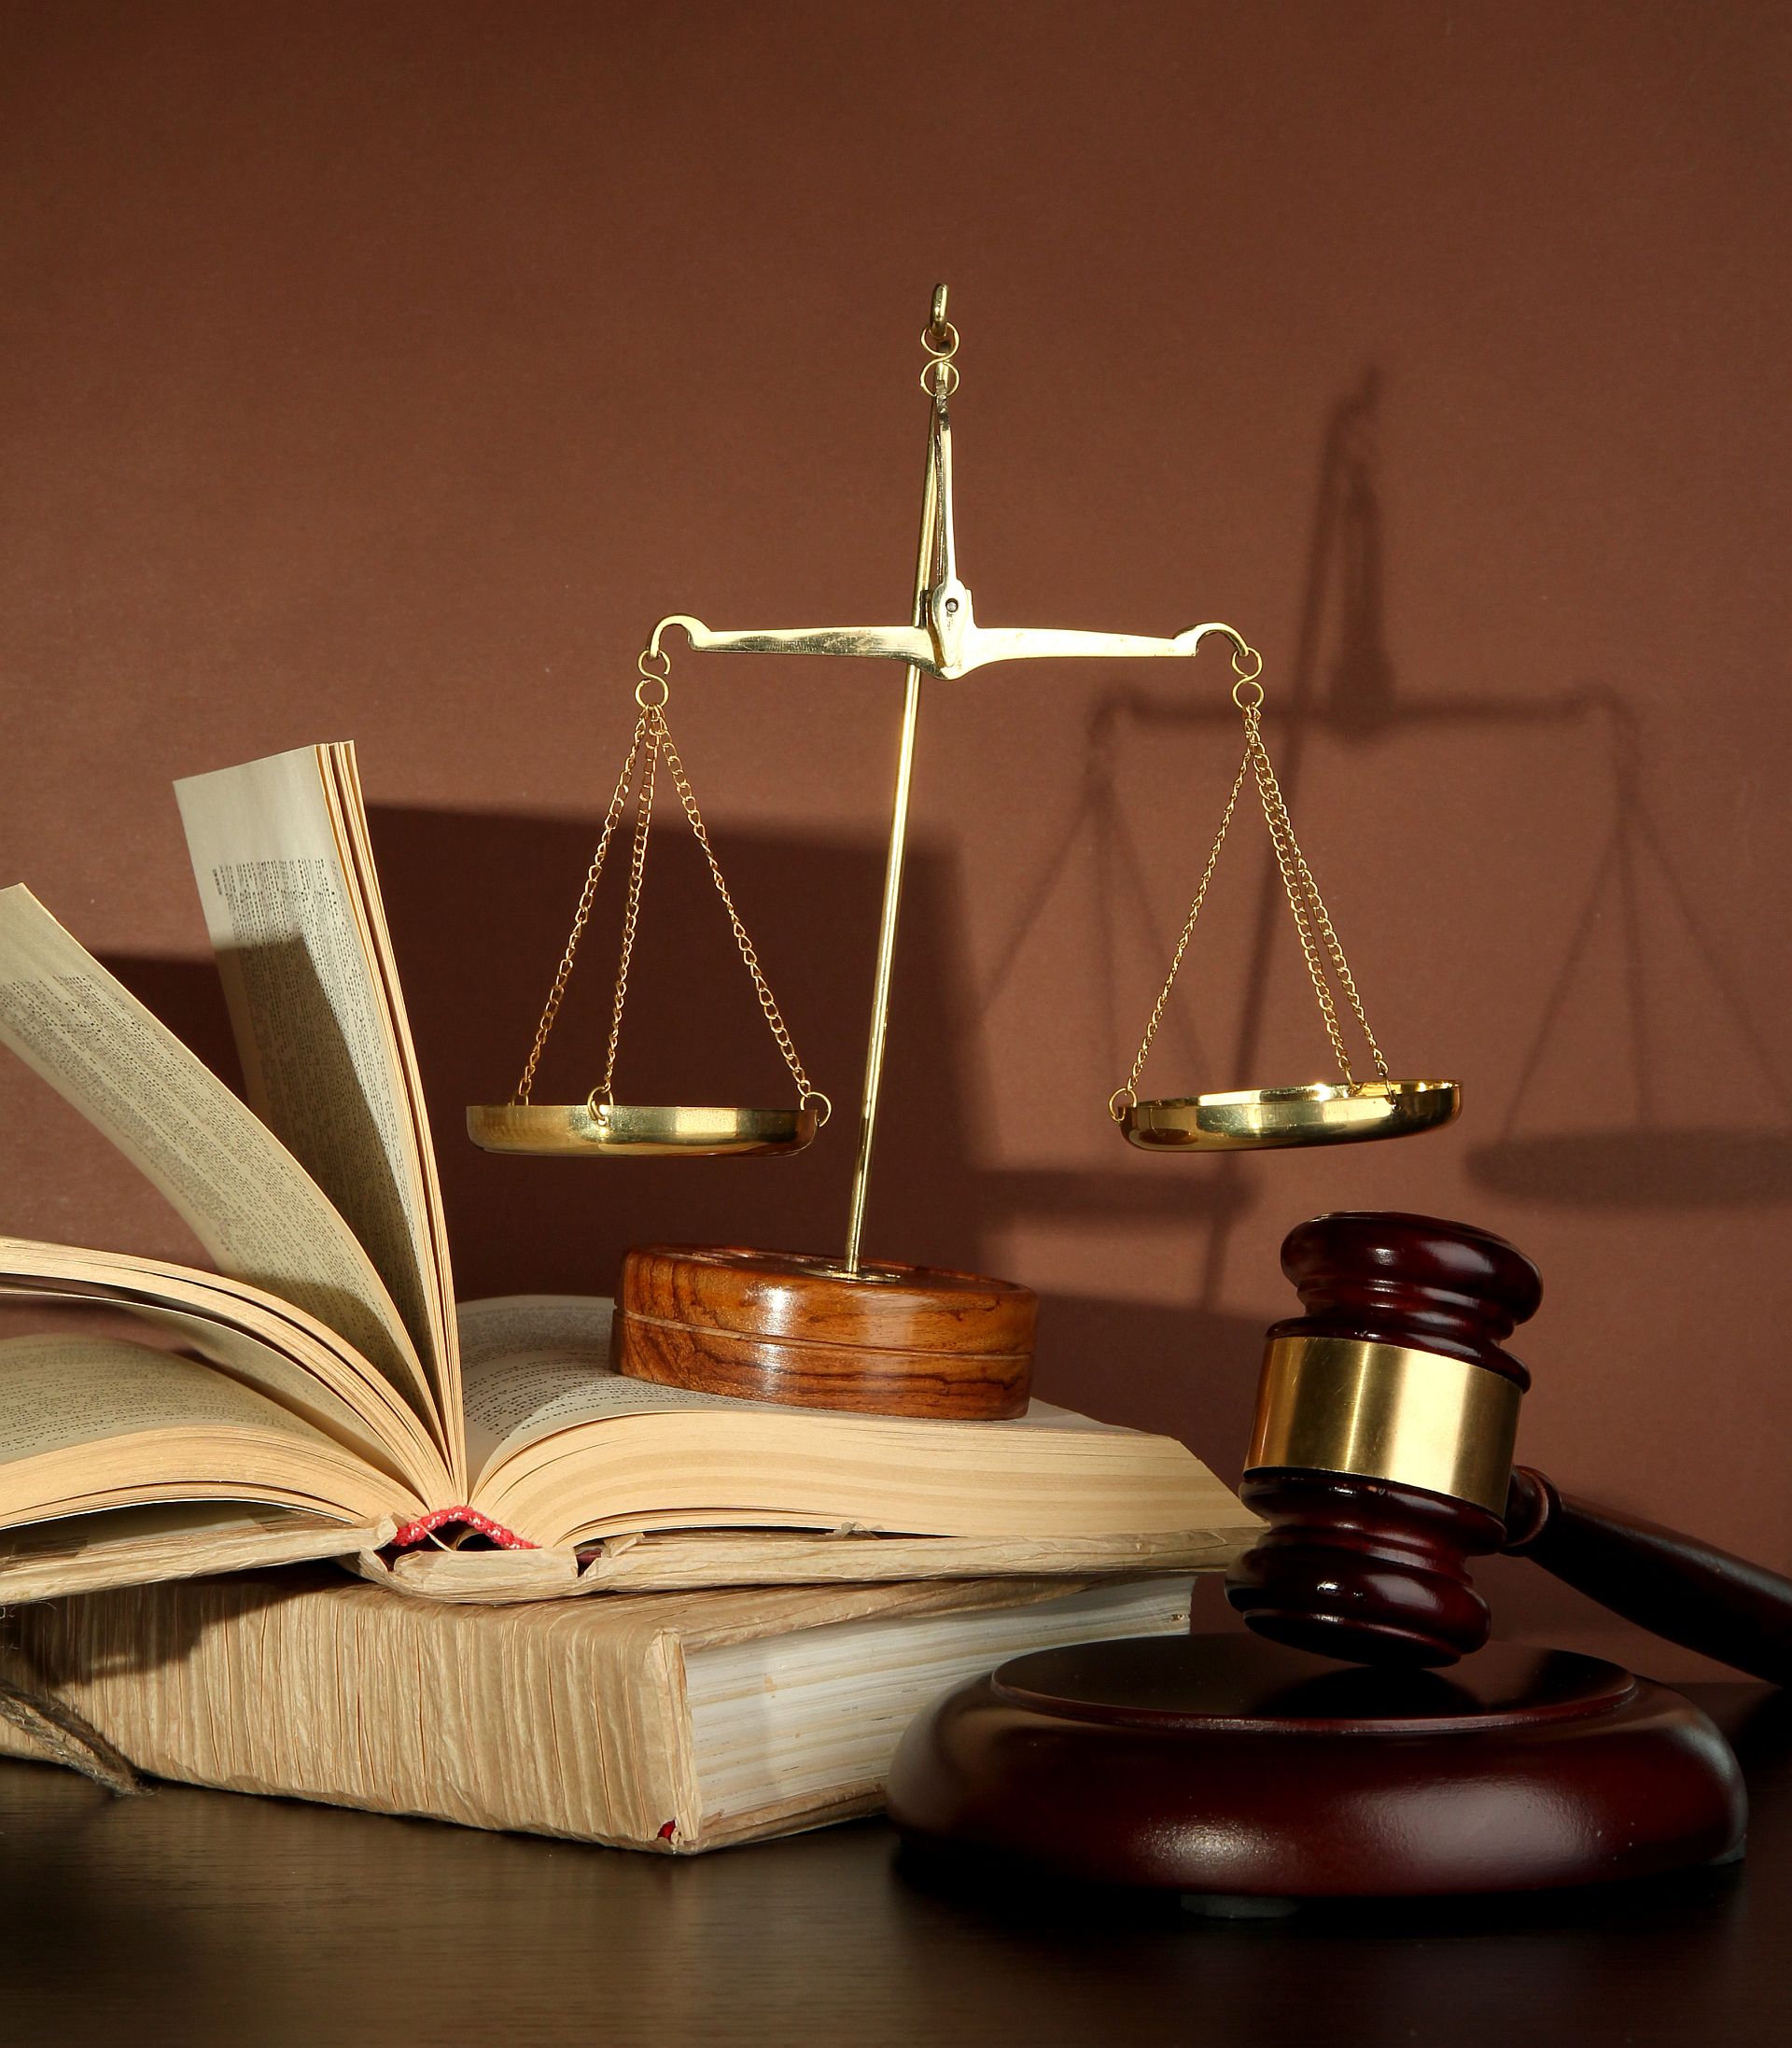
[887,1634,1747,1901]
[612,1245,1037,1420]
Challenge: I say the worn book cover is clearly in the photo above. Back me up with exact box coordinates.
[0,1568,1194,1851]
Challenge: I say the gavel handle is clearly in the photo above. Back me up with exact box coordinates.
[1504,1466,1792,1686]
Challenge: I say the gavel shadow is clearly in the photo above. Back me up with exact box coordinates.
[98,807,1268,1460]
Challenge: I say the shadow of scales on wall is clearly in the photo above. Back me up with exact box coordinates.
[980,371,1792,1349]
[1464,698,1792,1209]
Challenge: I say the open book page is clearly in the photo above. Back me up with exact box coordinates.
[322,744,460,1457]
[175,744,458,1469]
[0,1291,418,1489]
[0,1335,420,1529]
[456,1296,1156,1495]
[458,1297,1231,1548]
[0,1237,450,1501]
[0,1337,327,1461]
[459,1296,744,1491]
[0,888,436,1438]
[0,1502,398,1606]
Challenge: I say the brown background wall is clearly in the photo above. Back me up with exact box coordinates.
[2,3,1787,1653]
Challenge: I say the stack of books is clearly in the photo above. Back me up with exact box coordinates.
[0,743,1250,1850]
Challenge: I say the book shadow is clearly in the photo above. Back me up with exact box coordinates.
[23,1567,325,1680]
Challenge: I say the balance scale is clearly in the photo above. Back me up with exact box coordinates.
[467,288,1459,1419]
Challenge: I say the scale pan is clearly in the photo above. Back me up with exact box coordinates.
[1122,1079,1461,1153]
[466,1101,819,1158]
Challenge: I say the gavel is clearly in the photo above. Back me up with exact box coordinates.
[1225,1211,1792,1682]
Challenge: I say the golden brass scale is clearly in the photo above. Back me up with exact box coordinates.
[469,289,1459,1417]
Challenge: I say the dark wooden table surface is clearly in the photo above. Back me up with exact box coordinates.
[2,1682,1789,2047]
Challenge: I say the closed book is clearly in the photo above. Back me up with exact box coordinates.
[1,1567,1192,1852]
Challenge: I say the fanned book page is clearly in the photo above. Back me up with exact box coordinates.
[0,1238,449,1498]
[175,742,461,1473]
[0,888,434,1432]
[0,1334,410,1528]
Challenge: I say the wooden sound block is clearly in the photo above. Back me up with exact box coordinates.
[612,1245,1037,1419]
[887,1634,1746,1900]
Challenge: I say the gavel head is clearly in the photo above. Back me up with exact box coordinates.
[1224,1212,1542,1668]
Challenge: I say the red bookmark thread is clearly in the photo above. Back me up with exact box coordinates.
[390,1507,538,1551]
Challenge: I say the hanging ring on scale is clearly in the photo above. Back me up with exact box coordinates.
[1111,645,1461,1152]
[921,292,959,398]
[466,642,829,1159]
[635,648,671,708]
[1230,640,1265,710]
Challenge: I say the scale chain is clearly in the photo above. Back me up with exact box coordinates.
[599,714,662,1104]
[1113,750,1251,1114]
[1112,675,1391,1117]
[512,714,649,1104]
[1245,707,1357,1085]
[655,714,820,1106]
[1240,704,1390,1086]
[512,667,822,1116]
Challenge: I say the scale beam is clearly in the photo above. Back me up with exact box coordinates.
[648,610,1258,685]
[649,353,1256,688]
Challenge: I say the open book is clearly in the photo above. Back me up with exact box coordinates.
[0,744,1248,1603]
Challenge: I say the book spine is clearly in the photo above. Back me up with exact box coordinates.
[0,1574,693,1850]
[388,1507,536,1550]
